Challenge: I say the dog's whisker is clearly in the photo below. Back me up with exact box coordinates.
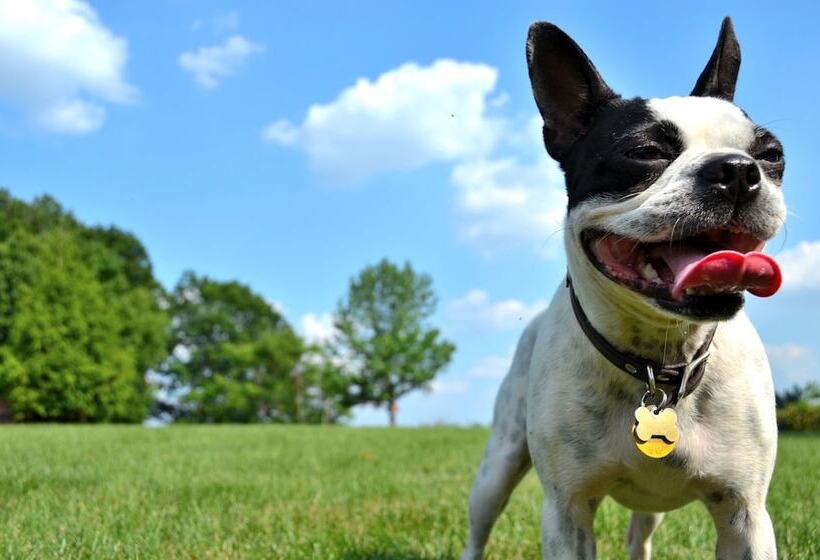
[669,217,682,248]
[543,225,568,244]
[775,222,789,253]
[614,191,642,203]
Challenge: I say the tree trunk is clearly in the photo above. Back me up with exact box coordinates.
[0,397,11,423]
[388,400,397,427]
[294,370,304,423]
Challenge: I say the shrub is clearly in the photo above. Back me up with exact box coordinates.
[776,402,820,432]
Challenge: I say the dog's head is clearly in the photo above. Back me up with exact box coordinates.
[527,18,786,321]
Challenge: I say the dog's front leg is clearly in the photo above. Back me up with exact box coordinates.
[540,488,597,560]
[706,492,776,559]
[626,512,664,560]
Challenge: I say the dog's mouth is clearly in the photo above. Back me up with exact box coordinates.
[581,225,782,318]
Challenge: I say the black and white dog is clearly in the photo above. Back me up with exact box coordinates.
[462,18,785,560]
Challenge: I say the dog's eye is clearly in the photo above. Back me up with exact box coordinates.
[755,148,784,164]
[625,145,670,161]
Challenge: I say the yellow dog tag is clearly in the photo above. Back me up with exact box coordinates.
[632,405,679,459]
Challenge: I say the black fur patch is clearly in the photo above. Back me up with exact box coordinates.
[560,98,684,209]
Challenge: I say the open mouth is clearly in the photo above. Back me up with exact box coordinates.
[582,225,782,317]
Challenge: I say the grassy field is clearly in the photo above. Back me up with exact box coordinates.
[0,427,816,559]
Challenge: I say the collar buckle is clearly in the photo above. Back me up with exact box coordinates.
[656,368,677,384]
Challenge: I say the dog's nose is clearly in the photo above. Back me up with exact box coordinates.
[698,154,761,204]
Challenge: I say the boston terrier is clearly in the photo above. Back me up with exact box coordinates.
[462,17,785,560]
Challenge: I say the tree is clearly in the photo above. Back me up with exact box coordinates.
[335,259,455,426]
[0,191,168,421]
[776,385,805,409]
[161,272,313,423]
[294,343,354,424]
[776,382,820,409]
[804,382,820,401]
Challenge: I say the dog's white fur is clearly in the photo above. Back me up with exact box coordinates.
[461,97,783,559]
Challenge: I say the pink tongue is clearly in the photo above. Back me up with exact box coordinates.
[662,248,782,300]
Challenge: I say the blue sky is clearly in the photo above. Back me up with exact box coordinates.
[1,0,818,425]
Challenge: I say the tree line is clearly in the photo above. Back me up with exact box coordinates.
[0,191,454,425]
[775,382,820,432]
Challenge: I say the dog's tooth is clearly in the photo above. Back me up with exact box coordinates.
[685,288,695,295]
[641,263,659,282]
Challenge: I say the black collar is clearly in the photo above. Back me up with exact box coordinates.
[566,276,716,403]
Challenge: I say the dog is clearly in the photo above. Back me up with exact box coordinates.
[461,18,785,560]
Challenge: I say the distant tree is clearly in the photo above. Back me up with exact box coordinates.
[81,225,162,292]
[775,385,805,409]
[161,272,313,423]
[775,382,820,409]
[294,343,354,424]
[803,381,820,401]
[0,191,168,421]
[335,259,455,426]
[80,225,168,378]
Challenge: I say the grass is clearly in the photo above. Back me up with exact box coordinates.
[0,426,816,559]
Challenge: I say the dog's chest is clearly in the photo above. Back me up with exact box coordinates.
[528,329,711,510]
[526,288,776,513]
[606,457,699,511]
[581,400,703,510]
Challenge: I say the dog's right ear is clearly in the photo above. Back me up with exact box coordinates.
[527,22,616,162]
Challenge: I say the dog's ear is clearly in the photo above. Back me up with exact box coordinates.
[691,17,741,101]
[526,22,616,162]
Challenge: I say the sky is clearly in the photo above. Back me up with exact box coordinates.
[0,0,818,426]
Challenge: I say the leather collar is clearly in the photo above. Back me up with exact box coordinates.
[566,276,716,404]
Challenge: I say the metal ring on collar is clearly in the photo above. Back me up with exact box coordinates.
[646,364,656,394]
[641,388,668,410]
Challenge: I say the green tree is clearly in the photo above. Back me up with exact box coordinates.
[335,259,455,426]
[776,384,807,409]
[295,343,353,424]
[803,382,820,401]
[162,272,314,423]
[0,191,168,421]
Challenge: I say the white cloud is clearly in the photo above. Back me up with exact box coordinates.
[451,113,567,256]
[777,241,820,290]
[34,99,105,134]
[263,120,299,145]
[299,312,336,344]
[263,59,506,182]
[452,154,566,257]
[765,343,819,389]
[489,91,510,108]
[446,289,545,331]
[264,59,568,258]
[467,353,512,379]
[0,0,137,134]
[428,378,470,395]
[179,34,265,89]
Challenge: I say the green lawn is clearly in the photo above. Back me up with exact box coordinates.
[0,426,816,559]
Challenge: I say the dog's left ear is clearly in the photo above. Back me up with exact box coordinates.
[691,17,741,101]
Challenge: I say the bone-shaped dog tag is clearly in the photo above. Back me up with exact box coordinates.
[631,405,679,459]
